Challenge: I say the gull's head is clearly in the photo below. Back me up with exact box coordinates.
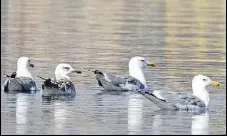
[17,56,34,69]
[129,56,155,70]
[55,63,81,82]
[192,75,220,107]
[192,75,220,89]
[128,56,155,87]
[16,56,34,78]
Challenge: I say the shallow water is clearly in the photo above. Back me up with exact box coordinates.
[1,0,226,135]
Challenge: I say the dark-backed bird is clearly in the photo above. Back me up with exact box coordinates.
[3,56,37,93]
[40,63,81,96]
[93,56,165,100]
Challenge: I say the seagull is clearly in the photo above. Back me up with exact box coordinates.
[141,75,221,110]
[92,56,164,99]
[3,56,37,93]
[39,63,82,96]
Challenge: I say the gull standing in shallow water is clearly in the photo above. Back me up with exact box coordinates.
[39,63,82,97]
[142,75,220,111]
[93,56,164,99]
[3,56,37,93]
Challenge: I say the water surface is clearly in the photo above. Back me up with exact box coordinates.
[1,0,226,135]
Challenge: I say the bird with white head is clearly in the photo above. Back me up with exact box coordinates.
[192,75,220,107]
[55,63,81,82]
[16,56,34,79]
[129,56,155,88]
[3,56,37,93]
[40,63,81,96]
[142,74,221,110]
[93,56,156,92]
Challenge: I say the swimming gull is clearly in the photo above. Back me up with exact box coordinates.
[39,63,81,96]
[93,56,164,100]
[141,75,220,110]
[3,56,37,93]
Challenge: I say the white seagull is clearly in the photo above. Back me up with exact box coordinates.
[142,75,220,110]
[93,56,164,99]
[40,63,81,96]
[3,56,37,93]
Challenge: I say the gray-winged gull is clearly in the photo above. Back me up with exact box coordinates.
[39,63,81,96]
[141,75,220,110]
[93,56,165,100]
[3,56,37,93]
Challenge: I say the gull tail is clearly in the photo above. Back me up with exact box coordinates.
[3,74,11,78]
[139,91,177,110]
[37,76,48,80]
[3,72,16,78]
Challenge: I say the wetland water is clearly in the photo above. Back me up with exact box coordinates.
[1,0,226,135]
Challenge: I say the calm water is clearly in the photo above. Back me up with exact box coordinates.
[1,0,226,135]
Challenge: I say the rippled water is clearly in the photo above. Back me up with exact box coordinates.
[1,0,226,135]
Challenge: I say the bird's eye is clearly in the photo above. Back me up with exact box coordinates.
[63,67,70,70]
[141,60,145,62]
[203,79,206,81]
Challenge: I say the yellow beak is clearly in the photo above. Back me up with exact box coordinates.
[210,81,221,86]
[147,62,155,67]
